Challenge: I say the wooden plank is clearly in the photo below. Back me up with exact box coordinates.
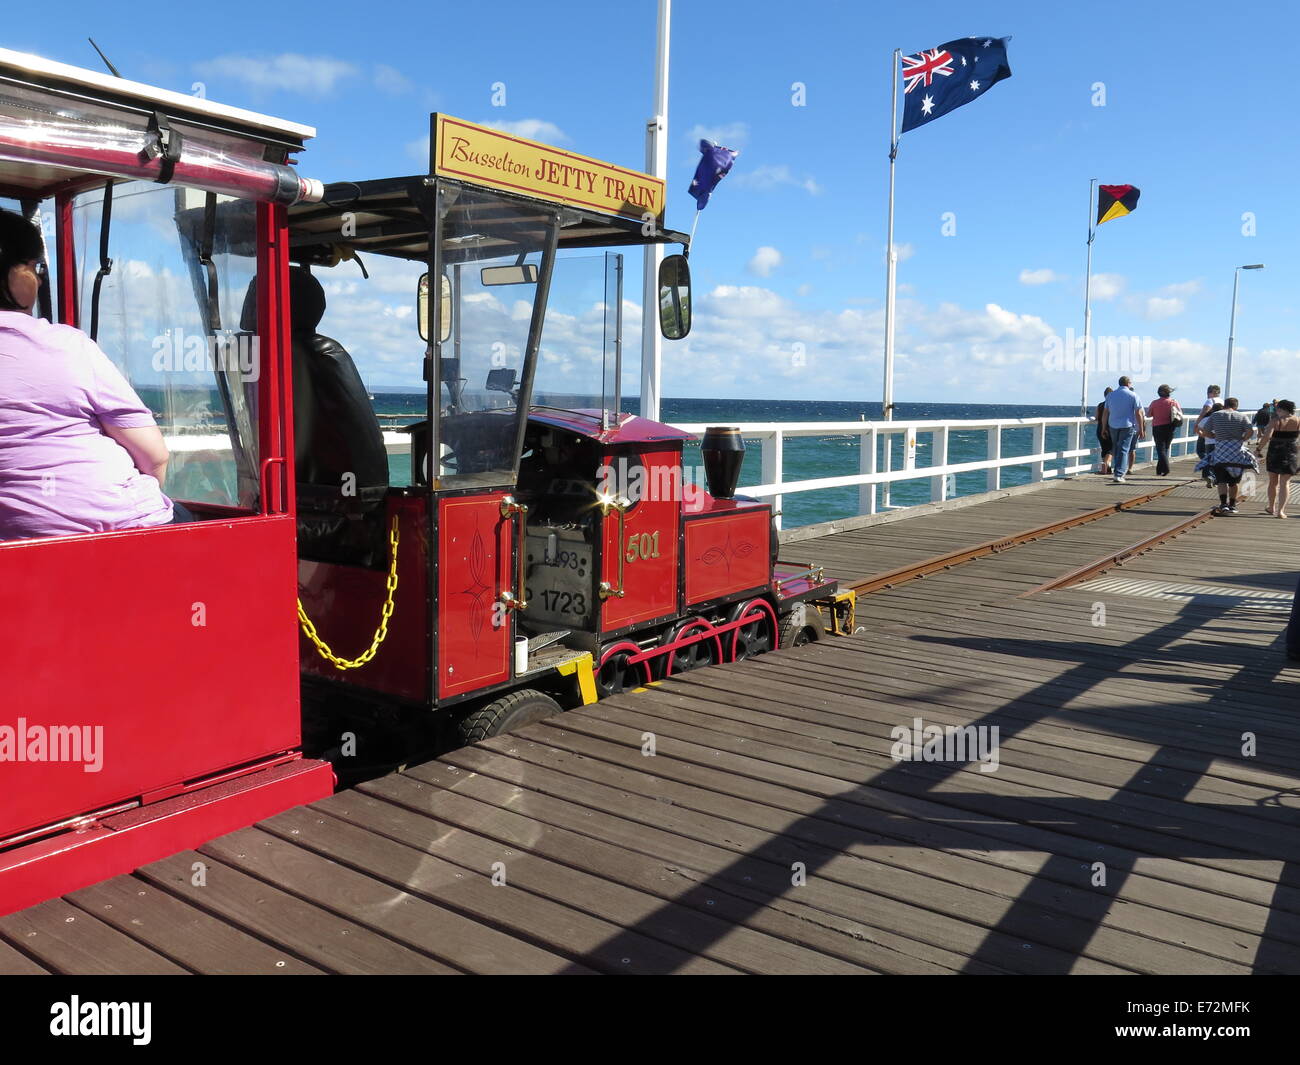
[0,897,187,975]
[198,826,592,975]
[136,850,457,975]
[394,757,1128,974]
[256,802,740,975]
[0,935,50,974]
[67,875,325,975]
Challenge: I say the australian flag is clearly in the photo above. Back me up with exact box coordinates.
[900,36,1011,134]
[688,140,739,209]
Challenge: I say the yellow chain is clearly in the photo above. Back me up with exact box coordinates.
[297,516,400,670]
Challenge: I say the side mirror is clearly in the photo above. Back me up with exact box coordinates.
[417,272,452,343]
[658,253,691,340]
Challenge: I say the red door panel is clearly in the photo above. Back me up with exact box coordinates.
[600,447,680,631]
[0,516,301,841]
[437,492,512,700]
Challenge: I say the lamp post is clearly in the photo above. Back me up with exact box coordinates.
[1225,263,1264,400]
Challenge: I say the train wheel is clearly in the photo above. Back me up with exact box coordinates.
[661,617,723,677]
[597,640,651,697]
[456,688,562,745]
[729,598,778,662]
[778,603,826,648]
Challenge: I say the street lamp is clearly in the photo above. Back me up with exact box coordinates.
[1225,263,1265,399]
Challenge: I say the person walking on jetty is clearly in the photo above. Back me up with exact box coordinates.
[1255,399,1277,429]
[1095,386,1114,475]
[1196,397,1257,515]
[1146,384,1183,477]
[1195,384,1221,472]
[1102,376,1145,484]
[1256,398,1300,517]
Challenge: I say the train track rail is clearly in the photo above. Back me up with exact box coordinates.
[847,480,1205,599]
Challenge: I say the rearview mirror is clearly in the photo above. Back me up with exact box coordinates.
[481,264,539,286]
[658,253,691,340]
[417,272,452,343]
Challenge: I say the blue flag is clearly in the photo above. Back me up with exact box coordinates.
[687,140,738,209]
[899,36,1011,134]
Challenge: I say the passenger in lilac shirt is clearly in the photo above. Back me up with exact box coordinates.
[0,209,179,539]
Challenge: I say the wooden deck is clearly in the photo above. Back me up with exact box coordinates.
[5,460,1299,974]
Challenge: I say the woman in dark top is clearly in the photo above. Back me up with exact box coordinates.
[1258,399,1300,518]
[1095,386,1113,474]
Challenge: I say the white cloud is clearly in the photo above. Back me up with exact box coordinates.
[747,246,783,277]
[374,64,413,95]
[1019,268,1062,285]
[195,53,357,95]
[480,118,569,143]
[732,164,820,195]
[893,243,914,263]
[1137,296,1185,320]
[686,122,748,149]
[1091,273,1125,301]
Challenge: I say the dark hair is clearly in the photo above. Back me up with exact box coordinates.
[1278,400,1296,415]
[1118,376,1132,387]
[0,208,44,311]
[1224,397,1240,409]
[1103,386,1113,396]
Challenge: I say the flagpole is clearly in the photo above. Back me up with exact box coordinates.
[1080,177,1096,416]
[883,47,900,425]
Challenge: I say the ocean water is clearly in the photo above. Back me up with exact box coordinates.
[371,395,1138,530]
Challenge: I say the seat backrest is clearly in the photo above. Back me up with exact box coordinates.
[243,269,389,512]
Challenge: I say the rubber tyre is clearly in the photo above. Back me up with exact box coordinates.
[455,689,562,745]
[778,603,826,649]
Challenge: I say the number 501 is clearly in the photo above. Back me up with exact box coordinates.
[626,530,661,562]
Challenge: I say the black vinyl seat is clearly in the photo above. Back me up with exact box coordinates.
[241,269,390,565]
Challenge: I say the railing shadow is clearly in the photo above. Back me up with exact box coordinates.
[573,595,1300,973]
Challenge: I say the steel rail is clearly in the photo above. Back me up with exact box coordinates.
[1016,506,1218,598]
[847,481,1195,597]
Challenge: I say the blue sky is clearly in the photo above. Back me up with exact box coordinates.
[11,0,1299,406]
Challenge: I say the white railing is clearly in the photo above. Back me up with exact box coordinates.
[674,417,1200,529]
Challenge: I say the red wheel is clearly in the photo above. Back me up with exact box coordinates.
[597,640,651,697]
[728,598,778,661]
[660,617,723,677]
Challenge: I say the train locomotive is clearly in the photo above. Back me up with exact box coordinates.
[285,117,847,755]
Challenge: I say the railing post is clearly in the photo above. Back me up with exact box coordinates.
[929,425,949,502]
[1067,420,1082,476]
[987,423,1001,492]
[859,426,877,515]
[881,427,893,509]
[762,429,784,530]
[1031,422,1047,482]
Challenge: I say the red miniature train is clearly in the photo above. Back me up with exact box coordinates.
[0,54,844,914]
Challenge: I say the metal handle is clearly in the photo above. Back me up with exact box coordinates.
[599,496,628,600]
[499,496,529,610]
[259,456,286,515]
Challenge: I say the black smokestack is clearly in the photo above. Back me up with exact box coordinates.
[701,426,745,499]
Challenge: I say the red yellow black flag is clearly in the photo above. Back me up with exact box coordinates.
[1097,184,1140,225]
